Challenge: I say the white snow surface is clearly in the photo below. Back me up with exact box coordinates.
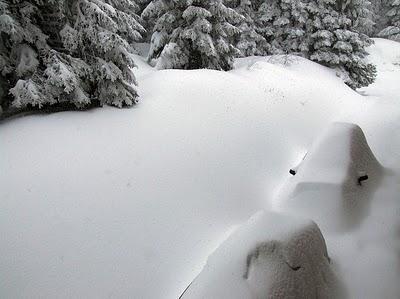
[1,38,400,298]
[180,211,341,299]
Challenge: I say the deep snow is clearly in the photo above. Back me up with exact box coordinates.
[275,122,383,233]
[0,38,399,298]
[181,211,340,299]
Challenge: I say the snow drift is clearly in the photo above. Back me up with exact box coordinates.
[275,122,382,232]
[0,39,399,298]
[180,211,342,299]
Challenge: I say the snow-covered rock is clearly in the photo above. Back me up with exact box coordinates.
[180,211,341,299]
[276,122,382,232]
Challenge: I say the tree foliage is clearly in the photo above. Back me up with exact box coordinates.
[0,0,144,117]
[143,0,242,70]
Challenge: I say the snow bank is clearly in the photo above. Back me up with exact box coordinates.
[276,122,382,232]
[180,211,341,299]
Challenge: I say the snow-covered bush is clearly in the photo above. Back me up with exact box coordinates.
[143,0,242,70]
[0,0,144,117]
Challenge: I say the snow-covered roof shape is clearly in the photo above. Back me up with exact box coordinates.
[277,122,382,232]
[180,211,340,299]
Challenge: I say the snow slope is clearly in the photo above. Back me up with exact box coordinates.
[1,39,399,298]
[321,39,400,299]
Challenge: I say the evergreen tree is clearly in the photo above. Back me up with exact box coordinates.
[234,0,268,56]
[142,0,181,66]
[378,0,400,41]
[59,0,144,106]
[137,0,154,41]
[144,0,242,70]
[250,0,313,57]
[0,0,144,118]
[342,0,376,36]
[370,0,388,33]
[307,0,376,89]
[255,0,376,89]
[0,0,47,112]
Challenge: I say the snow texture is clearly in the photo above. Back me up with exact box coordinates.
[180,211,342,299]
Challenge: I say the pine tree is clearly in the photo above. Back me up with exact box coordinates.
[307,0,376,89]
[370,0,388,33]
[0,0,144,118]
[234,0,268,56]
[342,0,376,36]
[137,0,154,41]
[378,0,400,41]
[144,0,242,70]
[254,0,376,89]
[142,0,182,66]
[0,0,47,112]
[255,0,311,55]
[59,0,144,107]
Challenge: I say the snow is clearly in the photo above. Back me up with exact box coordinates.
[180,211,341,299]
[1,38,400,298]
[287,122,380,185]
[274,122,383,232]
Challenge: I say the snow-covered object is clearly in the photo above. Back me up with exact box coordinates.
[180,211,339,299]
[276,122,382,232]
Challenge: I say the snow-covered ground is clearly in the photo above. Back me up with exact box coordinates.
[1,38,399,298]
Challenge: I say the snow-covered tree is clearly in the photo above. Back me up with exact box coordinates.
[342,0,376,36]
[253,0,376,89]
[0,0,144,118]
[59,0,144,107]
[0,0,47,112]
[233,0,268,56]
[137,0,154,41]
[144,0,242,70]
[254,0,311,55]
[142,0,180,65]
[307,0,376,89]
[378,0,400,41]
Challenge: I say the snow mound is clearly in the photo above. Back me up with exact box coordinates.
[276,122,382,232]
[292,122,381,185]
[180,211,340,299]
